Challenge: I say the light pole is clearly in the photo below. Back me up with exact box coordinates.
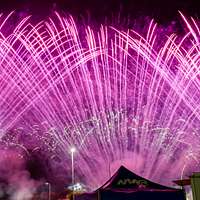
[70,147,76,200]
[45,182,51,200]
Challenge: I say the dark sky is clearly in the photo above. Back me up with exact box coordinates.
[0,0,200,24]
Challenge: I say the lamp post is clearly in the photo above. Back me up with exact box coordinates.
[45,182,51,200]
[70,147,76,200]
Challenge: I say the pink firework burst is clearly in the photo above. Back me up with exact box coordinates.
[0,11,199,190]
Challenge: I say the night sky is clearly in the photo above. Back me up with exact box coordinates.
[0,0,199,24]
[0,0,199,183]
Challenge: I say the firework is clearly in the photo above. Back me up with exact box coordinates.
[0,12,199,190]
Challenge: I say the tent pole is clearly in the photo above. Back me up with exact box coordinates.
[97,190,101,200]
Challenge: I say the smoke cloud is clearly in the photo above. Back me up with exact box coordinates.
[0,148,40,200]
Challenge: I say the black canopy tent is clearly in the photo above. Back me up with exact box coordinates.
[75,165,186,200]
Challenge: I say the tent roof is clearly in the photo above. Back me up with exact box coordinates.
[99,165,180,191]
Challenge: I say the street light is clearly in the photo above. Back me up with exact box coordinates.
[70,146,76,200]
[70,147,76,185]
[45,182,51,200]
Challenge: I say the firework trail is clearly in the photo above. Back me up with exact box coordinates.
[0,12,199,190]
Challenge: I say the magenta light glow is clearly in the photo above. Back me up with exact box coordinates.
[0,12,200,190]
